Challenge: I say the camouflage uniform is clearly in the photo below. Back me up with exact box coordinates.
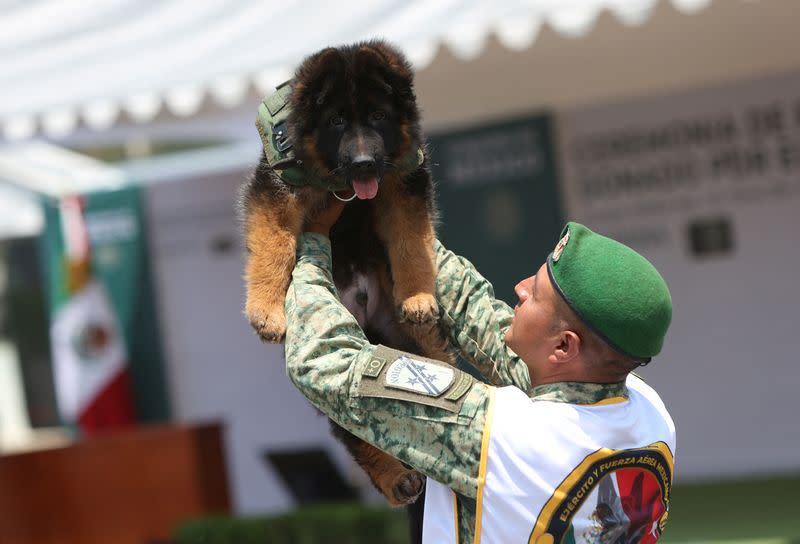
[285,233,631,543]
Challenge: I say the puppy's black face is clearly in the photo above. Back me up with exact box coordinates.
[315,84,401,199]
[290,41,421,200]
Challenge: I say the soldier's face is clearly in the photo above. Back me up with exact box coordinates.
[505,263,560,373]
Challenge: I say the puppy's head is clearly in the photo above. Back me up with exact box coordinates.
[289,41,421,199]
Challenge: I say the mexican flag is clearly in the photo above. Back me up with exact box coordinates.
[50,279,135,430]
[49,195,135,433]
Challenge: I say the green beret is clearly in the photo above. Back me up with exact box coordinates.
[546,222,672,360]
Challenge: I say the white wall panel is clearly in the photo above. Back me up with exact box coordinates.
[557,70,800,481]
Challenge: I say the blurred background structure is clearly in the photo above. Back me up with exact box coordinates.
[1,0,799,542]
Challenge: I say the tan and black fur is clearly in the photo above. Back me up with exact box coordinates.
[240,41,453,510]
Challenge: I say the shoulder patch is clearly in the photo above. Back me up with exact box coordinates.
[444,372,473,402]
[385,356,454,397]
[358,345,474,413]
[363,357,386,378]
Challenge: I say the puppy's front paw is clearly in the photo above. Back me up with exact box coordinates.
[389,469,425,506]
[400,293,439,324]
[247,304,286,344]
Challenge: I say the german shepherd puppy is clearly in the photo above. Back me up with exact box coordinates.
[240,41,452,509]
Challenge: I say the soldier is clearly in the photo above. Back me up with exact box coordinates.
[285,198,676,543]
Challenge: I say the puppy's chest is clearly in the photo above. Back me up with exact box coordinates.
[330,229,390,330]
[329,211,411,348]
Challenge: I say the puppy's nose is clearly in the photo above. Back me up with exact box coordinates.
[351,155,376,172]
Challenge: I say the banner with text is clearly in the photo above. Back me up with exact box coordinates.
[558,71,800,479]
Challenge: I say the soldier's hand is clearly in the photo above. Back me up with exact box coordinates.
[304,193,349,237]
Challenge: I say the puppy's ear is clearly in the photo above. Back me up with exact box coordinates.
[293,47,344,108]
[371,73,394,96]
[356,44,387,67]
[356,42,414,98]
[316,77,335,105]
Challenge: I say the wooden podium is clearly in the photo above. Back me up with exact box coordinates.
[0,423,230,544]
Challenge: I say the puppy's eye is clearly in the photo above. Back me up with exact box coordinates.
[369,110,386,121]
[329,115,345,127]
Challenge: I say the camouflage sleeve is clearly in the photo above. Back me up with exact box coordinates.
[434,239,532,392]
[284,233,489,499]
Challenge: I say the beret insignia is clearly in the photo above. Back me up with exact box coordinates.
[552,228,570,262]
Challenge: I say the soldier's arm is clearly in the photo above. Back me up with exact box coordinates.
[433,240,532,392]
[285,233,490,498]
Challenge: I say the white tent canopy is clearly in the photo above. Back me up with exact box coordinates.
[0,183,44,238]
[0,0,711,141]
[0,141,126,237]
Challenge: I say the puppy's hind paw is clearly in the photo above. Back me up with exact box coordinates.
[247,306,286,344]
[399,293,439,325]
[390,469,425,506]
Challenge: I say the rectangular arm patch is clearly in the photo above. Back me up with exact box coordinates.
[358,345,474,413]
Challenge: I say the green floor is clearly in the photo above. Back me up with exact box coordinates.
[662,475,800,542]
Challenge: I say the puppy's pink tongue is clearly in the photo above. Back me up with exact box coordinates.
[352,177,379,200]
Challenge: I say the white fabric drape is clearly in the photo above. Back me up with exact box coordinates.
[0,0,712,140]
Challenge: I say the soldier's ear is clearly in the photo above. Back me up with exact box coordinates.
[550,330,581,364]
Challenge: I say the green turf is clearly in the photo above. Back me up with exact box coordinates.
[174,475,800,543]
[661,474,800,542]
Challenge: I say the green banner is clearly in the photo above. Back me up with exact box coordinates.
[40,186,170,423]
[428,114,564,305]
